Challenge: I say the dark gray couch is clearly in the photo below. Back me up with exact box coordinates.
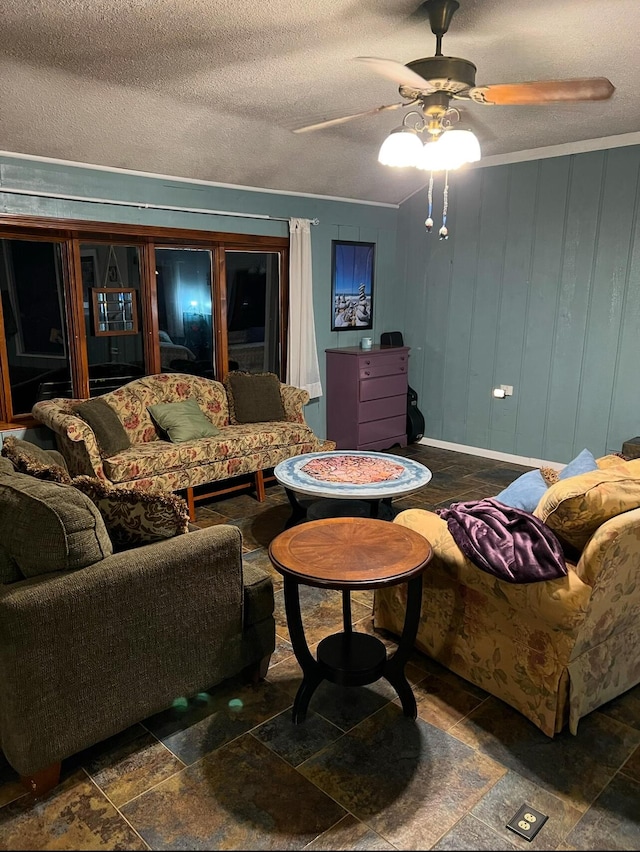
[0,453,275,795]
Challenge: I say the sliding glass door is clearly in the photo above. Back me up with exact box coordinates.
[155,248,215,377]
[0,215,288,424]
[225,251,281,375]
[80,242,145,395]
[0,238,72,416]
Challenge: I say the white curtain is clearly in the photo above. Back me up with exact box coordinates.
[287,218,322,398]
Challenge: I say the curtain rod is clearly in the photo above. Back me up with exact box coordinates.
[0,186,320,225]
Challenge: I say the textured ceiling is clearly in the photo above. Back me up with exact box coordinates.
[0,0,638,205]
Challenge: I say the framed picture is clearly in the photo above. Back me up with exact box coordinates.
[92,288,139,336]
[331,240,375,331]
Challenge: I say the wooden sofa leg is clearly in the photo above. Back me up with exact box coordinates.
[186,487,196,521]
[20,762,61,798]
[254,469,266,502]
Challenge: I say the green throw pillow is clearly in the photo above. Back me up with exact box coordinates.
[224,371,286,424]
[148,398,220,443]
[75,397,131,458]
[0,471,112,579]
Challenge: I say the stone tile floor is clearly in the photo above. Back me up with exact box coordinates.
[1,444,639,850]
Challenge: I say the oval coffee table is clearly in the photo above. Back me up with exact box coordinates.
[268,516,432,723]
[273,450,432,526]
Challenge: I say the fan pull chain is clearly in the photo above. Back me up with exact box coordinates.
[439,171,449,240]
[425,173,434,233]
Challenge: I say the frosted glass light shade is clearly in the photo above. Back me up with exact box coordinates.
[377,128,423,167]
[437,129,481,167]
[417,129,481,172]
[417,139,447,172]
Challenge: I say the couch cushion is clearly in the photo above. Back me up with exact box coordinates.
[75,397,131,457]
[1,436,71,483]
[242,561,275,627]
[0,471,112,579]
[72,476,190,549]
[534,461,640,552]
[99,374,231,444]
[148,398,220,443]
[102,422,319,483]
[224,371,286,424]
[0,457,15,475]
[596,453,628,469]
[495,469,549,513]
[557,448,597,480]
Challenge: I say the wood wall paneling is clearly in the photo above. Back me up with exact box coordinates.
[401,145,640,463]
[573,146,640,455]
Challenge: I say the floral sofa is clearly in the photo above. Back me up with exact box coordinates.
[373,454,640,737]
[32,373,332,519]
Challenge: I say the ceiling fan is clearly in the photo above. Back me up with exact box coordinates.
[293,0,615,136]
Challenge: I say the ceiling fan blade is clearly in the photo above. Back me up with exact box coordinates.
[356,56,438,93]
[293,102,407,134]
[468,77,615,106]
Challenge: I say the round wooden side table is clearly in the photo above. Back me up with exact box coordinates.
[268,516,432,723]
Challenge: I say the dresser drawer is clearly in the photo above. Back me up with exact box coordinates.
[359,353,408,380]
[360,374,407,402]
[359,415,406,446]
[359,394,406,423]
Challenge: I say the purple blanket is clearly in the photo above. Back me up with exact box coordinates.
[436,498,567,584]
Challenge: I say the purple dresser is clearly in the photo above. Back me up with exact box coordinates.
[325,345,410,450]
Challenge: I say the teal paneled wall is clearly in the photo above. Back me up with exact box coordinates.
[398,146,640,463]
[0,156,399,438]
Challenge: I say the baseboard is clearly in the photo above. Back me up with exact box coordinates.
[417,437,564,471]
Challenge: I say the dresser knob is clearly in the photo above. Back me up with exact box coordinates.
[364,370,370,376]
[365,360,371,365]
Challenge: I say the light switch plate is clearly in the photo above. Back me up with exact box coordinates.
[506,803,548,841]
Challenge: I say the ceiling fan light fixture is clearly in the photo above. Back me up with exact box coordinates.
[438,128,481,164]
[377,127,423,167]
[416,138,447,172]
[416,128,481,171]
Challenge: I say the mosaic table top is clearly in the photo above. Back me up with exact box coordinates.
[274,450,432,500]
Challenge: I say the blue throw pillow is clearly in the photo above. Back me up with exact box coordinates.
[495,469,548,513]
[558,448,597,480]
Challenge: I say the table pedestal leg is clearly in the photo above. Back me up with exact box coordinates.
[283,577,321,722]
[284,488,307,528]
[383,575,424,718]
[284,574,424,723]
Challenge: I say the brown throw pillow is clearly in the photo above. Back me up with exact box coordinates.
[224,371,286,424]
[72,476,190,550]
[75,397,131,458]
[1,436,71,483]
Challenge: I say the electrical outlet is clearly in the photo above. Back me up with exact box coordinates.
[500,384,514,396]
[506,804,548,841]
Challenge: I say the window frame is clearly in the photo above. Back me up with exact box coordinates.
[0,214,289,426]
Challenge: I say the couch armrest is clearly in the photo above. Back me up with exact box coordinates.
[31,399,106,479]
[280,384,310,423]
[571,507,640,652]
[0,524,245,774]
[392,508,591,631]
